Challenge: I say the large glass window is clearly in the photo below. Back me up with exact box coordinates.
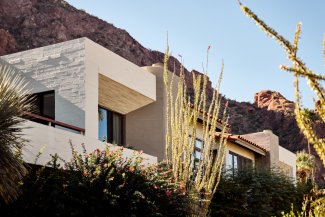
[98,107,123,145]
[228,151,252,174]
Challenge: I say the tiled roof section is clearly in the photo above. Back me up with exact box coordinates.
[231,135,267,153]
[215,133,267,154]
[190,104,230,128]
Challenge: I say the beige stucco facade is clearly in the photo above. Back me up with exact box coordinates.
[279,146,296,179]
[83,38,156,143]
[226,141,256,164]
[0,38,158,165]
[125,63,266,164]
[123,63,292,179]
[1,38,296,179]
[21,120,157,165]
[125,63,179,161]
[194,122,259,167]
[242,130,296,179]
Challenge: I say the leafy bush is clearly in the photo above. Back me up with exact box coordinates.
[0,146,189,217]
[210,168,310,217]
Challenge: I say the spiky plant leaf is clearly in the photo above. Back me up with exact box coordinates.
[163,45,228,216]
[238,0,325,167]
[0,62,31,203]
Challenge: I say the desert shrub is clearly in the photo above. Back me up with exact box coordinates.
[210,168,309,217]
[0,147,189,217]
[281,188,325,217]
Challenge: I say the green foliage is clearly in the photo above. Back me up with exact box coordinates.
[296,151,316,183]
[210,168,309,217]
[281,189,325,217]
[0,62,32,203]
[0,146,189,217]
[164,43,228,216]
[238,0,325,167]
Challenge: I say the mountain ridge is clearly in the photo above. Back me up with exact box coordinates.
[0,0,323,183]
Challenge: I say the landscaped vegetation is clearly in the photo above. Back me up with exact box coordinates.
[0,146,189,217]
[211,168,311,217]
[0,1,324,215]
[238,1,325,216]
[238,0,325,167]
[0,147,312,217]
[0,63,32,204]
[163,43,229,216]
[0,47,323,216]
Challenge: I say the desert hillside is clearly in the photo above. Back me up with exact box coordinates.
[0,0,323,183]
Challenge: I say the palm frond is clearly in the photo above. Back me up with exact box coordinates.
[0,62,32,204]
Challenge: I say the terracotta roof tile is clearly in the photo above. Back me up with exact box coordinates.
[215,133,267,153]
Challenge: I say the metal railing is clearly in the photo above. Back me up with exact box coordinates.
[24,112,85,135]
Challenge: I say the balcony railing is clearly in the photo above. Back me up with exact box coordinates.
[24,112,85,135]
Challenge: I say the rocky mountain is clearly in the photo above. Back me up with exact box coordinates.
[254,90,295,114]
[0,0,323,183]
[227,90,324,184]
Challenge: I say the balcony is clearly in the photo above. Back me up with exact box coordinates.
[21,114,157,166]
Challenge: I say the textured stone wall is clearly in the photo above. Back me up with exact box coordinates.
[1,38,86,109]
[1,38,86,128]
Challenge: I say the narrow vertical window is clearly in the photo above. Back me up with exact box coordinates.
[112,112,123,144]
[98,108,108,142]
[228,154,233,170]
[98,106,124,145]
[42,92,55,118]
[195,139,202,160]
[233,155,238,170]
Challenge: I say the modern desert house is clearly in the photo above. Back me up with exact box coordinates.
[0,38,296,179]
[127,63,296,179]
[0,37,158,165]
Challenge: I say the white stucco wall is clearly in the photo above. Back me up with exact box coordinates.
[1,38,159,165]
[21,120,157,166]
[1,37,157,143]
[84,38,156,141]
[85,38,156,102]
[279,146,297,180]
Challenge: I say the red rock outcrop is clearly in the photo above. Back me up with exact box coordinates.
[0,0,323,184]
[254,90,295,114]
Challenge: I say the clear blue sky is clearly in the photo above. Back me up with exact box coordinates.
[67,0,324,108]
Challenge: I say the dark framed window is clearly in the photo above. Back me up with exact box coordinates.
[30,90,55,119]
[27,91,55,126]
[98,106,124,145]
[194,138,202,161]
[228,151,253,174]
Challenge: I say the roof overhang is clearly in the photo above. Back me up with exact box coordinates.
[231,138,266,156]
[84,38,156,115]
[215,133,267,156]
[99,74,154,114]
